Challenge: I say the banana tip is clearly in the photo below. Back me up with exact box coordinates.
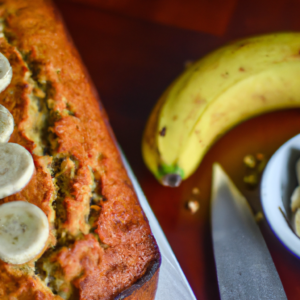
[161,174,182,187]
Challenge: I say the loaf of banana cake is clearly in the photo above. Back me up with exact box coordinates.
[0,0,160,299]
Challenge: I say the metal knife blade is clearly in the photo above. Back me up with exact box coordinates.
[211,163,287,300]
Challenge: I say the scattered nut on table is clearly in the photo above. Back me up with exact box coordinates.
[243,152,267,189]
[255,211,264,223]
[243,173,258,186]
[186,200,200,214]
[192,187,200,195]
[243,155,256,168]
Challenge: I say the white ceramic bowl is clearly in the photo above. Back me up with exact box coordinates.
[261,134,300,257]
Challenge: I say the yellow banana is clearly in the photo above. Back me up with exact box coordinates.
[142,32,300,186]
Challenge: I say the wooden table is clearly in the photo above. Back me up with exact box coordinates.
[53,1,300,298]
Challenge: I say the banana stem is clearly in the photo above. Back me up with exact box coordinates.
[161,174,182,187]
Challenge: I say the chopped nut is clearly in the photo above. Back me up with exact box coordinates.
[192,187,200,195]
[243,173,258,186]
[243,152,267,190]
[256,154,267,173]
[255,211,264,223]
[257,160,267,173]
[243,155,256,168]
[256,153,265,161]
[186,200,200,214]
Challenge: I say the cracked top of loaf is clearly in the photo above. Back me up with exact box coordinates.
[0,0,160,299]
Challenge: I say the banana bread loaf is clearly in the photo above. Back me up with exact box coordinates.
[0,0,160,299]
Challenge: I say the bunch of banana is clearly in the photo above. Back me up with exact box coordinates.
[142,32,300,187]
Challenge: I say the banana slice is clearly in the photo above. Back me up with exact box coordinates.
[0,53,12,93]
[0,104,13,143]
[0,201,49,264]
[0,143,34,198]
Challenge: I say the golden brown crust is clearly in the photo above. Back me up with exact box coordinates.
[0,0,160,299]
[114,258,160,300]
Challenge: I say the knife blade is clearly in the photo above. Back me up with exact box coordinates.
[211,163,287,300]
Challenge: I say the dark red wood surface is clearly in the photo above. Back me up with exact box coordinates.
[53,1,300,299]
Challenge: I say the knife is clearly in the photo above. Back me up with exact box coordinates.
[211,163,287,300]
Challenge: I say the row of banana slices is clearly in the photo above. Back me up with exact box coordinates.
[0,53,49,265]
